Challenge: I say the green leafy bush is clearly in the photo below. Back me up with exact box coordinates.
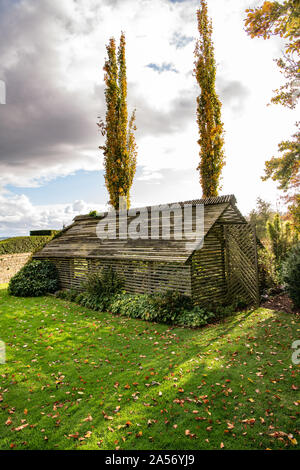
[230,296,249,311]
[257,248,279,292]
[212,304,235,319]
[56,289,218,328]
[176,307,215,328]
[83,267,124,297]
[110,293,158,321]
[88,210,101,218]
[0,236,53,255]
[56,289,78,302]
[151,291,193,323]
[110,292,216,327]
[267,214,295,270]
[8,260,59,297]
[282,243,300,308]
[78,292,111,311]
[109,291,193,324]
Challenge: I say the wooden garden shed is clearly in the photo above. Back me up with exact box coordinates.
[34,195,260,306]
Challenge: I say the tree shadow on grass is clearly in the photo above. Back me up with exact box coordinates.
[0,291,298,450]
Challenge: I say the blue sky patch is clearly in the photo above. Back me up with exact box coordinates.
[6,170,107,205]
[146,62,179,74]
[170,32,194,49]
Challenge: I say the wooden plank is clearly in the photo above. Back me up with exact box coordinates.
[225,224,260,305]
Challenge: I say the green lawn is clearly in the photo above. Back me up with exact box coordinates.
[0,284,299,450]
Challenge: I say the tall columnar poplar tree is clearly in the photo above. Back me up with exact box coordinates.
[98,32,137,210]
[194,0,225,198]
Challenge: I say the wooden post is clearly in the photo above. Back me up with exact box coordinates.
[224,225,231,303]
[251,224,260,307]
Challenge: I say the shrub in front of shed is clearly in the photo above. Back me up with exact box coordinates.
[64,268,125,311]
[151,290,193,323]
[176,307,215,328]
[83,267,124,297]
[110,293,158,321]
[56,287,218,328]
[282,243,300,308]
[8,260,59,297]
[80,287,192,323]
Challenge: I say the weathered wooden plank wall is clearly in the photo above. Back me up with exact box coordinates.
[191,225,226,305]
[44,257,192,296]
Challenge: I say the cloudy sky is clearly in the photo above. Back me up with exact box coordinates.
[0,0,298,236]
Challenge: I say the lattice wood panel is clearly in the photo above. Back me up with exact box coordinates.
[225,224,259,305]
[191,226,226,305]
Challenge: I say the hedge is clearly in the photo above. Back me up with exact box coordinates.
[29,230,60,237]
[0,236,53,255]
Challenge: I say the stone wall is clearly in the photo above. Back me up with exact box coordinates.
[0,253,32,284]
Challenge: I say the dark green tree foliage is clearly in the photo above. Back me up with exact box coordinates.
[248,197,275,240]
[267,213,294,268]
[29,230,59,236]
[282,242,300,308]
[245,2,300,229]
[262,124,300,231]
[245,0,300,110]
[8,260,59,297]
[257,247,279,291]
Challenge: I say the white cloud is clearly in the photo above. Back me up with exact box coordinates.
[0,191,106,236]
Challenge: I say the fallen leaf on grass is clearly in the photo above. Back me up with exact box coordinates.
[14,423,29,432]
[102,411,113,420]
[83,414,93,422]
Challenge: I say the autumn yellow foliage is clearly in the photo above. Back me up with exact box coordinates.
[98,33,137,210]
[194,0,225,198]
[245,1,299,229]
[245,0,300,109]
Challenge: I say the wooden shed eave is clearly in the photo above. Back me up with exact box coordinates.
[184,202,247,264]
[34,252,188,264]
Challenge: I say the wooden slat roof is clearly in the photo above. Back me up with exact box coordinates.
[34,195,246,264]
